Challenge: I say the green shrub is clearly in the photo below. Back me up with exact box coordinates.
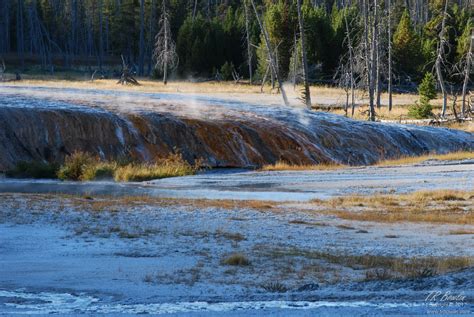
[6,161,59,179]
[220,62,233,81]
[408,101,433,119]
[57,151,97,180]
[418,72,437,103]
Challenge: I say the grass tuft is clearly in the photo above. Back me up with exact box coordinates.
[221,253,251,266]
[260,161,345,172]
[261,282,288,293]
[114,154,198,182]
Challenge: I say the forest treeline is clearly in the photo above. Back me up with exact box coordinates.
[0,0,472,87]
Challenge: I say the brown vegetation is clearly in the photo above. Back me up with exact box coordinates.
[221,253,251,266]
[261,161,345,171]
[376,151,474,166]
[265,247,472,280]
[319,189,473,224]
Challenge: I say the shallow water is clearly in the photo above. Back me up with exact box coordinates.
[0,161,472,201]
[0,289,427,315]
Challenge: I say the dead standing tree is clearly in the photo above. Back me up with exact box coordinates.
[250,0,290,106]
[343,8,355,116]
[435,0,449,118]
[0,59,5,81]
[368,0,378,121]
[296,0,312,108]
[460,28,473,117]
[117,55,140,85]
[154,0,178,85]
[387,0,393,112]
[243,0,253,84]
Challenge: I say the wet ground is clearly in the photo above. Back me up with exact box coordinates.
[0,160,473,201]
[0,192,473,316]
[0,161,473,315]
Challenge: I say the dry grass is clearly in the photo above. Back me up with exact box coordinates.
[260,151,473,171]
[114,156,198,182]
[449,229,474,235]
[5,78,418,104]
[49,193,278,213]
[8,151,200,182]
[376,151,474,166]
[266,247,473,279]
[444,121,474,133]
[221,253,251,266]
[320,189,474,224]
[261,161,345,172]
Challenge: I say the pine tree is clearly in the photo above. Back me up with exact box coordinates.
[393,10,422,80]
[418,72,437,102]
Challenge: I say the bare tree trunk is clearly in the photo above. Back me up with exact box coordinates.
[344,8,355,116]
[250,0,289,106]
[461,28,473,117]
[98,0,104,71]
[244,0,253,84]
[261,63,270,92]
[147,0,157,75]
[368,0,376,121]
[192,0,198,21]
[375,6,381,110]
[435,0,448,118]
[297,0,312,108]
[163,4,169,85]
[292,31,297,88]
[388,0,393,112]
[138,0,145,76]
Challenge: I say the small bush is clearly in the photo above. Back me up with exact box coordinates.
[220,62,234,81]
[221,253,251,266]
[6,161,59,179]
[408,101,433,119]
[57,151,97,180]
[262,281,288,293]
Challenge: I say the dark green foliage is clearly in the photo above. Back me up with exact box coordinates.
[176,15,226,76]
[408,101,433,119]
[393,10,423,80]
[0,0,471,85]
[6,161,59,179]
[220,61,234,80]
[409,72,436,119]
[418,72,437,102]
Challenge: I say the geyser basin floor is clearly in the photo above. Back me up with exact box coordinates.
[0,193,473,316]
[0,160,472,201]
